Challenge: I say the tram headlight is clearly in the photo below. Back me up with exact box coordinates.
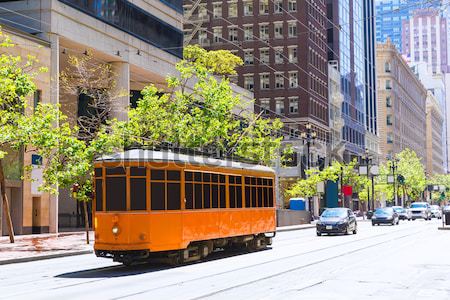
[112,225,120,235]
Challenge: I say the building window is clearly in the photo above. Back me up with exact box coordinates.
[213,27,222,43]
[289,97,298,113]
[386,80,392,90]
[274,0,283,13]
[385,61,391,72]
[275,48,284,64]
[259,0,269,15]
[244,25,253,40]
[228,1,238,17]
[260,98,270,114]
[386,96,392,107]
[213,2,222,18]
[198,5,207,19]
[244,75,254,91]
[289,71,298,88]
[244,0,253,15]
[260,48,270,64]
[244,50,254,65]
[33,90,42,110]
[229,27,238,41]
[288,0,297,11]
[387,132,393,144]
[198,30,208,46]
[288,22,297,37]
[274,22,283,39]
[260,73,270,90]
[275,72,284,89]
[260,24,269,39]
[387,114,393,125]
[276,98,285,114]
[288,46,297,63]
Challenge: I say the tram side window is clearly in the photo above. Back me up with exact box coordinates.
[130,167,147,210]
[106,177,127,211]
[95,179,103,211]
[185,171,226,210]
[228,175,242,208]
[130,178,146,210]
[244,176,274,208]
[150,169,181,211]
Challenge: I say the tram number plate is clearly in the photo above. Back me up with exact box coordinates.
[326,226,332,230]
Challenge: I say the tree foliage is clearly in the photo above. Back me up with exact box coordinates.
[286,159,368,199]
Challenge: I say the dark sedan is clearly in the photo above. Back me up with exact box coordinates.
[372,207,399,226]
[316,208,357,236]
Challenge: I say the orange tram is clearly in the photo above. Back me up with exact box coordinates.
[93,149,276,265]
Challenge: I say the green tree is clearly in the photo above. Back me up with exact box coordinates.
[121,45,283,165]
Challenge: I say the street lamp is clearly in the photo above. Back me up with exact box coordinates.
[387,155,399,206]
[360,149,379,213]
[300,123,317,217]
[300,123,317,174]
[360,149,372,212]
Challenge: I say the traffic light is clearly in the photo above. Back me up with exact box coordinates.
[397,175,405,185]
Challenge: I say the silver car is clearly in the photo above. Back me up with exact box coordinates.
[392,206,411,221]
[410,202,431,220]
[430,205,442,219]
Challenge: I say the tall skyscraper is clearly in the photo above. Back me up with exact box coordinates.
[402,8,450,74]
[327,0,377,160]
[375,0,442,52]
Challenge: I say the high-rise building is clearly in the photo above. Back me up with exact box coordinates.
[185,0,329,136]
[376,40,427,164]
[327,0,377,160]
[184,0,329,178]
[402,8,450,74]
[375,0,441,52]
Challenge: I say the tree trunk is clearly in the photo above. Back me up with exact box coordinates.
[83,201,89,245]
[0,159,15,243]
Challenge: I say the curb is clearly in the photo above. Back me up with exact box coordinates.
[276,225,316,232]
[0,250,93,266]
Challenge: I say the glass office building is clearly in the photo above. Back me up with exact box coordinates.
[327,0,374,159]
[375,0,441,52]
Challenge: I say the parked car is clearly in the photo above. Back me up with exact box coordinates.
[316,208,357,236]
[392,206,411,221]
[410,202,431,220]
[430,205,442,219]
[443,205,450,213]
[372,207,399,226]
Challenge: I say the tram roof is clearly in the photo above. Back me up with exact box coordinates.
[97,149,275,173]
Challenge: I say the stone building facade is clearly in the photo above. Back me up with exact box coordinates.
[376,40,427,164]
[426,91,445,175]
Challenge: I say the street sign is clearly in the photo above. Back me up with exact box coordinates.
[359,165,368,175]
[387,175,395,183]
[317,181,325,193]
[370,165,379,175]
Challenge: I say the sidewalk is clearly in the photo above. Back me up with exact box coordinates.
[0,232,93,265]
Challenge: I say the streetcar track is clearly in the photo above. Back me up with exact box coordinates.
[190,227,431,299]
[111,224,430,299]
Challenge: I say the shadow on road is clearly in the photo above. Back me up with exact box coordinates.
[55,247,271,279]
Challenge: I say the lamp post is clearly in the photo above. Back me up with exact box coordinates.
[360,149,372,212]
[300,123,317,217]
[387,155,399,206]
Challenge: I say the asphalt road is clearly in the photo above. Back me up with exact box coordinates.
[1,219,449,300]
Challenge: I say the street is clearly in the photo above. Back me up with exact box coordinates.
[1,219,449,300]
